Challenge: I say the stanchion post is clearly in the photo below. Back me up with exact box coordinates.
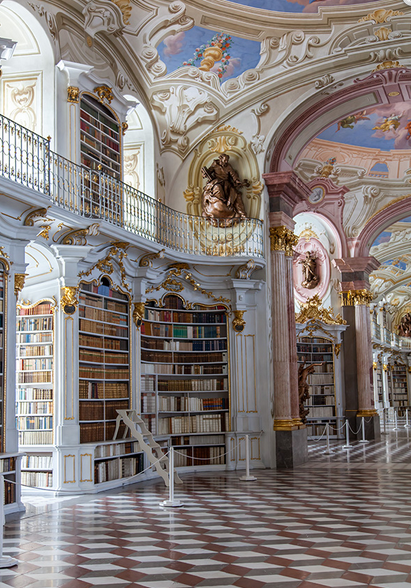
[405,408,410,429]
[0,475,18,568]
[383,408,387,435]
[393,410,399,431]
[159,447,183,508]
[240,435,257,481]
[342,418,352,449]
[359,416,369,444]
[323,422,332,455]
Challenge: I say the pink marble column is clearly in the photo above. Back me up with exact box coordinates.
[286,255,300,423]
[355,300,376,415]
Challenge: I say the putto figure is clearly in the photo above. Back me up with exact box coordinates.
[299,251,319,289]
[201,153,249,227]
[398,313,411,338]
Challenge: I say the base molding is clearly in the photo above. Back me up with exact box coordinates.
[275,428,308,468]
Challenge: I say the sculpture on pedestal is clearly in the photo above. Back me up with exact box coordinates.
[298,362,322,424]
[398,313,411,337]
[299,251,319,289]
[201,154,249,227]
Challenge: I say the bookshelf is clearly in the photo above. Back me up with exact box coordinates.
[16,300,55,488]
[375,361,383,408]
[297,336,336,438]
[140,294,230,467]
[79,278,129,444]
[391,361,408,415]
[93,440,144,484]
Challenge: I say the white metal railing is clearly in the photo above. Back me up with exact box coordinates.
[0,114,264,258]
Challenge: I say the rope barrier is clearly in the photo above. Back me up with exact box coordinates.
[173,439,242,461]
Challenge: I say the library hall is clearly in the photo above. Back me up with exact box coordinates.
[2,0,411,586]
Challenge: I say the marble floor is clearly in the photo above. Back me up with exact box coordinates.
[3,430,411,588]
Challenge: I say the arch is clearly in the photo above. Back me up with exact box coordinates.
[268,67,411,173]
[352,195,411,257]
[294,210,345,260]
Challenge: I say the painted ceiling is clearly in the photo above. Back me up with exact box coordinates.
[157,27,261,81]
[225,0,379,13]
[318,102,411,151]
[371,216,411,250]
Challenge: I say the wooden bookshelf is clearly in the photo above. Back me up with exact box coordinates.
[391,361,408,415]
[94,441,143,484]
[140,294,229,467]
[297,336,336,438]
[79,278,129,444]
[375,361,384,408]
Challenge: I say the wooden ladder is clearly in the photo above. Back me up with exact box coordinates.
[113,409,182,486]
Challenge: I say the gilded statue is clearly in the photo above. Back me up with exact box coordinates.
[398,313,411,337]
[201,153,249,227]
[298,362,322,424]
[299,251,319,289]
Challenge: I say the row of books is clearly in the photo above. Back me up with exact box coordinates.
[19,430,53,445]
[95,441,139,458]
[79,366,129,379]
[141,394,156,413]
[308,385,334,395]
[0,457,16,472]
[144,309,226,324]
[21,454,52,469]
[141,351,227,364]
[79,334,128,351]
[22,471,53,487]
[17,388,53,400]
[80,350,128,364]
[79,400,128,421]
[17,317,53,332]
[141,323,226,339]
[79,307,128,324]
[79,294,127,314]
[141,338,227,352]
[299,337,333,345]
[171,434,225,446]
[80,319,128,338]
[4,479,16,504]
[80,282,127,301]
[308,407,335,418]
[17,372,52,384]
[141,376,155,391]
[174,446,225,467]
[142,415,156,434]
[17,333,52,344]
[158,396,228,412]
[17,401,53,415]
[310,364,334,374]
[17,358,53,371]
[18,345,53,357]
[158,378,228,392]
[80,422,126,443]
[17,303,53,316]
[79,381,129,399]
[142,364,226,375]
[158,413,228,434]
[18,416,53,430]
[94,455,143,484]
[309,374,334,385]
[298,354,333,363]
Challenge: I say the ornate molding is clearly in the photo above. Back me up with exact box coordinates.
[269,227,298,256]
[139,249,165,268]
[232,310,246,333]
[373,60,401,72]
[235,260,256,280]
[121,122,128,135]
[111,0,131,24]
[133,302,145,329]
[358,8,404,24]
[67,86,79,103]
[94,85,114,104]
[340,289,373,306]
[334,343,341,358]
[23,207,50,226]
[357,409,379,417]
[61,286,79,315]
[78,242,131,294]
[273,419,299,431]
[83,0,125,37]
[60,224,100,246]
[295,294,346,325]
[14,273,26,296]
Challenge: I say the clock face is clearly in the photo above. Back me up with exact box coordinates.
[309,186,325,204]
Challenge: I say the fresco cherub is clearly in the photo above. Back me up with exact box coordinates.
[372,113,402,133]
[336,110,369,131]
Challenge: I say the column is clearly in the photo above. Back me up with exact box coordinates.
[334,257,381,440]
[263,171,311,467]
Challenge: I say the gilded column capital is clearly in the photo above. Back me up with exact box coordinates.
[269,226,297,256]
[133,302,145,329]
[340,289,373,306]
[67,86,80,103]
[61,286,79,315]
[14,273,26,296]
[357,409,379,417]
[273,419,299,431]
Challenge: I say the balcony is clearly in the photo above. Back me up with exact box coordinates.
[0,114,264,258]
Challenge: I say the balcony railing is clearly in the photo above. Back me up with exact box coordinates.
[0,114,264,258]
[371,321,381,340]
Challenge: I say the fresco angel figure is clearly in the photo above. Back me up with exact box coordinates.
[337,110,369,131]
[372,113,402,133]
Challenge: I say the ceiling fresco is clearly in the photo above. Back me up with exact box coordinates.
[157,27,261,81]
[225,0,379,13]
[371,216,411,249]
[318,102,411,151]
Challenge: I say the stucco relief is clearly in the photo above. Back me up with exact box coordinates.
[183,126,263,220]
[83,0,126,37]
[124,144,143,191]
[293,238,330,303]
[2,76,40,133]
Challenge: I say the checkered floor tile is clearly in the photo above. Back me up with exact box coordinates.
[2,429,411,586]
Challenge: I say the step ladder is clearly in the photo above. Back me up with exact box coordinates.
[113,409,182,486]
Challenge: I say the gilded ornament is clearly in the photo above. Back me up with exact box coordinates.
[122,122,128,135]
[0,247,11,272]
[139,249,165,268]
[14,273,26,296]
[23,207,50,226]
[61,224,99,246]
[78,243,131,294]
[334,343,342,358]
[38,225,51,240]
[383,364,389,372]
[232,310,246,333]
[110,0,132,24]
[94,85,114,104]
[235,259,256,280]
[273,419,299,431]
[299,228,319,242]
[340,289,373,306]
[358,8,404,23]
[374,27,392,41]
[269,226,298,256]
[133,302,145,328]
[373,361,377,369]
[373,61,401,72]
[357,409,378,417]
[61,286,79,315]
[295,294,347,325]
[67,86,80,103]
